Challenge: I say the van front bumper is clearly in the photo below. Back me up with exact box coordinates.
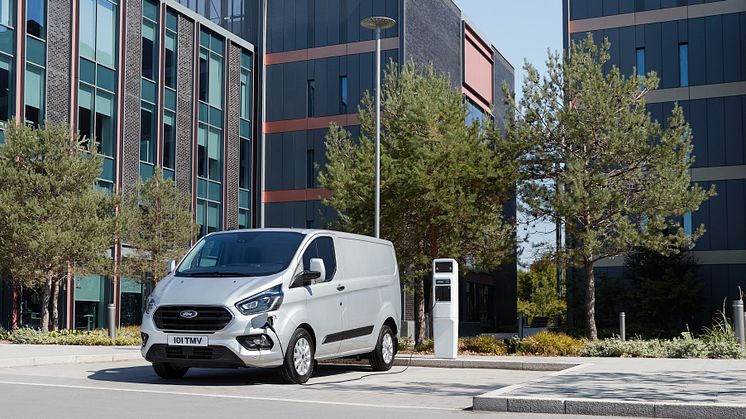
[140,311,288,369]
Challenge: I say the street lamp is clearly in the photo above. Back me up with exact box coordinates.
[360,16,396,239]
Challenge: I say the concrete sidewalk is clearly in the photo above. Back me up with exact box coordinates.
[0,343,141,368]
[474,356,746,418]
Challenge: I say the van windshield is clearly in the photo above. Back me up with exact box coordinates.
[176,231,306,277]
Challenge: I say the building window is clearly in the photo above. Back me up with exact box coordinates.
[239,139,251,190]
[307,79,315,117]
[78,0,118,191]
[24,65,44,125]
[684,212,692,237]
[164,24,177,88]
[26,0,45,39]
[0,55,12,130]
[679,43,688,87]
[163,111,175,172]
[140,105,156,165]
[635,47,645,76]
[142,20,157,81]
[465,97,486,126]
[0,0,13,28]
[340,76,348,114]
[240,68,250,120]
[306,149,314,188]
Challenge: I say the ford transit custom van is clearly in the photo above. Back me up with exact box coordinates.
[140,229,401,384]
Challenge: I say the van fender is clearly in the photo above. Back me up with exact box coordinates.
[370,300,399,347]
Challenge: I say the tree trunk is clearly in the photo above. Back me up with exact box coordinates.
[584,260,598,340]
[40,271,53,332]
[51,278,60,331]
[414,277,426,349]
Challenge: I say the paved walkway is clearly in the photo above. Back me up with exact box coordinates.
[474,356,746,418]
[0,343,140,368]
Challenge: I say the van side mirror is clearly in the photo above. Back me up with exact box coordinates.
[290,258,326,288]
[167,260,176,274]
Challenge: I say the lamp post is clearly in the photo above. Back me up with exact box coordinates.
[360,16,396,238]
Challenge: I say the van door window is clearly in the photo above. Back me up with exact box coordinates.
[302,237,336,281]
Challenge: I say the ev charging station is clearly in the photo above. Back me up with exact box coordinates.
[433,258,458,359]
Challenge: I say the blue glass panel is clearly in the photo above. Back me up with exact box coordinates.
[211,34,224,55]
[164,88,176,110]
[679,43,689,87]
[80,58,95,84]
[163,168,175,181]
[143,0,158,21]
[26,36,45,66]
[200,29,210,48]
[0,25,13,54]
[239,189,249,208]
[101,157,114,181]
[240,119,251,138]
[141,79,156,104]
[209,106,222,127]
[197,178,207,198]
[139,162,154,180]
[97,65,116,92]
[199,102,208,122]
[208,181,221,202]
[241,51,251,69]
[166,10,177,32]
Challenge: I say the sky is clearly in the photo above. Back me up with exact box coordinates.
[452,0,563,268]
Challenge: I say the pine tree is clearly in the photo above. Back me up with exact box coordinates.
[510,36,714,339]
[0,123,115,331]
[119,167,194,285]
[320,62,518,347]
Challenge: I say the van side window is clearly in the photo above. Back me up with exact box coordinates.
[302,237,336,280]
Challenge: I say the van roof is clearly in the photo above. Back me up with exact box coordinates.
[207,228,394,246]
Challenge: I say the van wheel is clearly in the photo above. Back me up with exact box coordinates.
[152,362,189,379]
[279,328,315,384]
[369,325,395,371]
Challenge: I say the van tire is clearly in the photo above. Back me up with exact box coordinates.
[369,325,395,371]
[279,328,315,384]
[152,362,189,379]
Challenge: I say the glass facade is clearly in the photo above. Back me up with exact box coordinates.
[79,0,118,192]
[196,28,225,237]
[679,43,688,87]
[140,0,158,180]
[238,50,252,229]
[24,0,45,126]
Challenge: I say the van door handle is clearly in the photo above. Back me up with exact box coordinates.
[336,285,345,291]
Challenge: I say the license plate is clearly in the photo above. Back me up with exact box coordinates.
[167,335,209,347]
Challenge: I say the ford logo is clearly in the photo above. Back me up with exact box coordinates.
[180,310,198,319]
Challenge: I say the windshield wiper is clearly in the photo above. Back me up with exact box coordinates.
[180,271,251,277]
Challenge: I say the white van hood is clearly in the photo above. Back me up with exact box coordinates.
[153,273,284,306]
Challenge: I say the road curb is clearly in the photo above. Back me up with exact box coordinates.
[472,395,746,418]
[323,356,580,372]
[0,352,142,369]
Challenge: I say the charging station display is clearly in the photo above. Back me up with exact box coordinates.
[432,258,458,359]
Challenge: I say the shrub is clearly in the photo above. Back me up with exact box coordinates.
[519,332,583,356]
[0,326,10,341]
[416,339,434,353]
[8,327,141,346]
[398,336,414,351]
[459,335,507,355]
[579,335,744,359]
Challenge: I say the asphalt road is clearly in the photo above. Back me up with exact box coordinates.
[0,360,622,419]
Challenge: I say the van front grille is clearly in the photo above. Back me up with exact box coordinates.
[153,306,232,332]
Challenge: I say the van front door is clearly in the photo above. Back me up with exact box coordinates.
[300,236,344,358]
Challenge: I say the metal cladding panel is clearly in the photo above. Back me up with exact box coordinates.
[403,0,461,88]
[463,26,494,106]
[46,0,72,125]
[176,15,195,200]
[121,0,143,196]
[224,43,242,231]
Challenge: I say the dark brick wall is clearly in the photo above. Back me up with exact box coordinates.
[493,49,514,133]
[403,0,462,88]
[121,0,143,196]
[175,16,194,201]
[224,43,242,230]
[46,0,71,126]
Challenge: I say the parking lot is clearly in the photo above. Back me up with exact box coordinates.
[0,359,552,418]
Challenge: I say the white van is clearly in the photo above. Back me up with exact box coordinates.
[140,229,401,384]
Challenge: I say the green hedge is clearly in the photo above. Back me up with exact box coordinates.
[7,327,141,346]
[580,337,744,359]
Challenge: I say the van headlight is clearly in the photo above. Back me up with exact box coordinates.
[235,285,284,315]
[144,296,157,315]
